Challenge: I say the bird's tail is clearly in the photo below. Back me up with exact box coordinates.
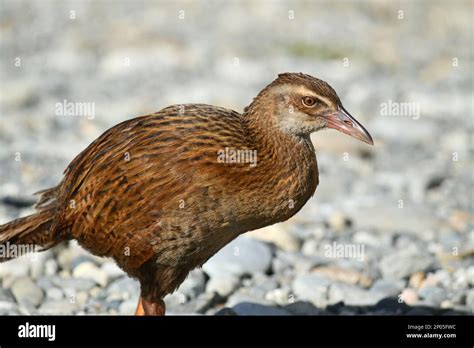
[0,186,67,262]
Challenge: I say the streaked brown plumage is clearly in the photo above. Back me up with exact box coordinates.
[0,73,373,315]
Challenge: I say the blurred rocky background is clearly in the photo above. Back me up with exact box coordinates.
[0,0,472,315]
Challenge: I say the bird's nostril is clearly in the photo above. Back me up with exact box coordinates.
[343,120,352,127]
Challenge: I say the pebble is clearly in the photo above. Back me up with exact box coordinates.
[38,299,78,314]
[0,301,18,314]
[327,211,352,232]
[373,298,410,315]
[419,271,444,289]
[72,261,109,287]
[418,286,447,306]
[408,271,425,289]
[370,279,405,298]
[232,302,290,315]
[202,237,272,278]
[0,290,15,315]
[400,288,419,306]
[0,257,30,278]
[466,266,474,286]
[83,297,106,314]
[52,277,97,292]
[312,265,373,288]
[246,224,301,252]
[30,250,53,279]
[277,250,327,273]
[105,299,122,312]
[101,262,125,280]
[107,277,140,298]
[265,287,292,306]
[448,290,466,306]
[440,300,452,309]
[214,307,238,315]
[353,230,383,246]
[465,289,474,310]
[46,287,64,300]
[226,289,273,308]
[283,301,331,315]
[57,242,86,270]
[271,257,289,275]
[251,273,279,293]
[44,259,59,276]
[106,292,123,302]
[59,269,71,278]
[301,239,320,256]
[168,292,218,314]
[206,274,240,298]
[89,286,103,298]
[292,274,331,307]
[448,210,471,232]
[379,246,433,280]
[325,301,357,315]
[74,291,89,307]
[164,292,188,310]
[329,283,384,306]
[11,276,44,307]
[348,201,440,233]
[192,292,219,313]
[451,268,470,290]
[177,269,207,299]
[119,299,137,315]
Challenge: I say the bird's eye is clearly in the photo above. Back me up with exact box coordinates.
[302,96,317,107]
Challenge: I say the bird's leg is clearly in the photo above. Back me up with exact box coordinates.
[142,297,166,316]
[135,295,166,316]
[134,297,145,316]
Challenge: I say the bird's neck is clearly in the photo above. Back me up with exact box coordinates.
[242,98,315,164]
[241,100,319,219]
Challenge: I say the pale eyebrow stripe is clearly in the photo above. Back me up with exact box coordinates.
[274,85,333,107]
[296,87,333,107]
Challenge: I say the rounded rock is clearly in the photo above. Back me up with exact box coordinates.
[202,237,272,278]
[232,302,289,315]
[292,274,331,307]
[72,261,109,287]
[246,224,301,252]
[11,276,44,307]
[206,274,240,298]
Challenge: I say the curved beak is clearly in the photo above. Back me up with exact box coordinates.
[324,106,374,145]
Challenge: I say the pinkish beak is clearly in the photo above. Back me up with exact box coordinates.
[324,106,374,145]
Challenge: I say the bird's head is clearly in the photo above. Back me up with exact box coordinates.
[248,72,373,145]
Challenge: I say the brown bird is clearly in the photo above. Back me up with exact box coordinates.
[0,73,373,315]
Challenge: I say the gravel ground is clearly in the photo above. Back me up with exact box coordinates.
[0,0,472,315]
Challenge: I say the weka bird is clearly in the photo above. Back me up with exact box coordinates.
[0,73,373,315]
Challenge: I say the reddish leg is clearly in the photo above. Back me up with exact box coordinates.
[135,297,145,316]
[134,296,165,316]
